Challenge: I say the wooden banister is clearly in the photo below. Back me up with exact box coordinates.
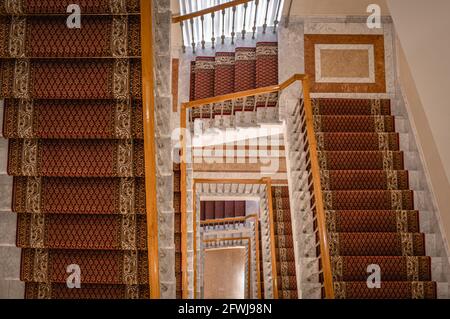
[194,178,271,184]
[200,214,258,226]
[301,77,335,299]
[182,74,306,110]
[172,0,252,23]
[140,0,160,299]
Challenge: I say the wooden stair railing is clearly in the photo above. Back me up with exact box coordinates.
[172,0,283,53]
[140,0,160,299]
[179,75,335,299]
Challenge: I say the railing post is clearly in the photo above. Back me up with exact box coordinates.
[140,0,160,299]
[301,76,335,299]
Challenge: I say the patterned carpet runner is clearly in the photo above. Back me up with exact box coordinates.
[1,1,151,299]
[189,42,278,118]
[271,186,297,299]
[200,200,246,220]
[313,98,436,299]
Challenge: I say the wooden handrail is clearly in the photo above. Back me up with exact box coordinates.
[140,0,160,299]
[180,74,335,299]
[182,74,306,110]
[200,214,258,226]
[263,177,279,299]
[194,178,269,184]
[301,78,335,299]
[172,0,252,23]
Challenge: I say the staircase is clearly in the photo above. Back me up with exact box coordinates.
[312,98,437,298]
[0,0,175,299]
[271,185,297,298]
[200,200,246,220]
[187,35,281,136]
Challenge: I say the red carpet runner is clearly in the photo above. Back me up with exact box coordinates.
[271,186,297,299]
[313,98,436,299]
[200,200,246,220]
[1,1,152,299]
[189,42,278,118]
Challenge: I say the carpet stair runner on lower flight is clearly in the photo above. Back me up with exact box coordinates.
[271,186,297,299]
[258,222,265,299]
[200,200,246,221]
[312,98,436,299]
[1,2,150,299]
[189,42,278,119]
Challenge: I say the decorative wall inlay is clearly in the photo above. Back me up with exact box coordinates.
[304,34,386,93]
[315,44,375,83]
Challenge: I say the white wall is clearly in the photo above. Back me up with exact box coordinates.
[387,0,450,246]
[388,0,450,183]
[284,0,390,16]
